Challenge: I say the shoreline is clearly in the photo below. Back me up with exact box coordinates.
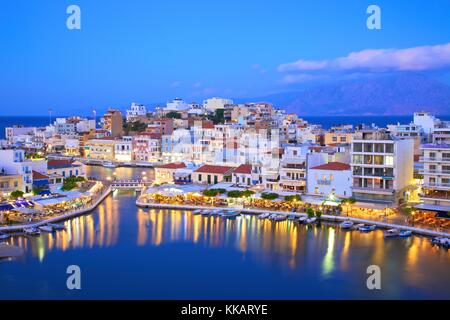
[0,186,112,233]
[136,201,450,238]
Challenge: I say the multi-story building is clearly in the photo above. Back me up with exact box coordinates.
[103,109,123,138]
[114,136,133,162]
[0,149,33,193]
[47,160,86,179]
[351,130,414,204]
[419,144,450,212]
[154,162,187,185]
[279,145,308,192]
[203,97,233,112]
[192,165,235,185]
[324,130,354,146]
[132,134,161,164]
[0,173,23,198]
[307,162,352,199]
[126,103,147,122]
[84,138,116,161]
[5,126,36,145]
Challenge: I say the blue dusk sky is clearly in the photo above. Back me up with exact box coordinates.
[0,0,449,116]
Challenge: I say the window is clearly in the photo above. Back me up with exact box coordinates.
[198,174,202,182]
[385,144,394,153]
[353,155,363,164]
[384,156,394,166]
[364,144,373,152]
[353,143,363,152]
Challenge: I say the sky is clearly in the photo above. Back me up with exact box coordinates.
[0,0,449,116]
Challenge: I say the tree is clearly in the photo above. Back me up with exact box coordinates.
[227,190,243,198]
[166,112,182,119]
[315,210,323,220]
[208,109,225,124]
[285,195,301,202]
[306,207,315,219]
[10,190,24,199]
[203,189,226,197]
[261,192,279,200]
[32,186,46,196]
[62,176,86,191]
[123,121,147,134]
[342,197,356,217]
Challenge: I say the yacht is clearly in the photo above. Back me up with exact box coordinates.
[221,211,241,219]
[103,161,117,169]
[399,230,412,238]
[359,225,376,232]
[24,227,40,236]
[306,217,317,224]
[273,215,288,222]
[384,229,400,238]
[39,225,54,233]
[258,213,271,220]
[47,223,66,230]
[431,237,450,248]
[340,220,354,229]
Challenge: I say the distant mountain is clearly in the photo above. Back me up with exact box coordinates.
[240,74,450,116]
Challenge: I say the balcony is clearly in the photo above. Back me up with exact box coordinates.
[419,169,450,176]
[352,186,394,195]
[420,157,450,163]
[422,183,450,190]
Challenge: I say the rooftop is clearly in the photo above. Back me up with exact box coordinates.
[234,164,252,174]
[157,162,187,170]
[311,162,351,171]
[194,165,235,175]
[48,159,81,169]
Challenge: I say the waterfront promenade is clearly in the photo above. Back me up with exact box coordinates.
[136,201,450,238]
[0,185,112,233]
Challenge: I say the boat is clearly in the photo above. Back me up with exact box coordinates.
[192,209,203,215]
[287,214,297,221]
[399,230,412,238]
[359,225,376,232]
[47,223,66,230]
[24,227,40,236]
[258,213,271,220]
[221,211,241,219]
[103,161,117,168]
[39,225,54,233]
[297,216,308,223]
[306,217,317,224]
[431,237,450,248]
[0,233,10,240]
[273,215,288,222]
[201,210,211,216]
[209,210,221,216]
[353,223,365,230]
[268,214,279,220]
[340,220,354,229]
[384,229,400,238]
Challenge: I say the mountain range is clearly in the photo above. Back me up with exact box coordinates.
[238,74,450,116]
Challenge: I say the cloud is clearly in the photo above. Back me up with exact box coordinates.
[278,43,450,73]
[282,74,328,84]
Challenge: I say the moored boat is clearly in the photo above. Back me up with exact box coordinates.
[359,225,376,232]
[431,237,450,248]
[306,217,317,224]
[192,209,203,215]
[221,211,241,219]
[273,215,288,222]
[297,216,308,223]
[201,210,211,216]
[103,161,117,168]
[399,230,412,238]
[258,213,271,220]
[24,227,40,236]
[0,233,10,240]
[384,229,400,238]
[340,220,354,229]
[209,210,221,216]
[39,225,54,233]
[287,214,297,221]
[47,223,66,230]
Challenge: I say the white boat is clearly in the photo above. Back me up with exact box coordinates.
[273,215,288,222]
[297,216,308,223]
[353,223,365,230]
[399,230,412,238]
[24,227,40,236]
[221,211,241,219]
[340,220,354,229]
[431,237,450,248]
[306,217,317,224]
[192,209,203,215]
[287,214,297,221]
[47,223,66,230]
[384,229,400,238]
[201,210,211,216]
[209,210,221,216]
[39,225,54,233]
[0,233,10,240]
[268,214,279,220]
[258,213,271,220]
[359,225,376,232]
[103,161,117,168]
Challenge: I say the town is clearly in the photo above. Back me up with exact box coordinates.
[0,98,450,242]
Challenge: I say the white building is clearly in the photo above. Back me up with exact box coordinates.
[5,126,36,145]
[0,149,33,193]
[115,136,133,162]
[203,97,233,112]
[76,119,96,133]
[351,130,414,204]
[307,162,352,198]
[126,103,147,122]
[165,98,189,111]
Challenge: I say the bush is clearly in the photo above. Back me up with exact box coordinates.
[261,192,279,200]
[227,190,255,198]
[315,210,323,219]
[203,188,227,197]
[10,190,24,199]
[285,195,301,202]
[306,207,315,218]
[61,176,86,191]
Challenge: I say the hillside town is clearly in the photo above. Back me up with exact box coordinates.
[1,98,450,231]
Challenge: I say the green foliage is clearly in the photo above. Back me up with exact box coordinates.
[227,190,255,198]
[10,190,24,199]
[123,121,147,134]
[242,190,255,197]
[261,192,279,200]
[315,210,323,219]
[342,197,356,205]
[166,112,182,119]
[203,188,227,197]
[32,186,46,196]
[208,109,225,124]
[61,176,86,191]
[284,195,301,202]
[306,207,315,219]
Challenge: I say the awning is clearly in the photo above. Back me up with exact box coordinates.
[414,203,450,213]
[0,203,14,211]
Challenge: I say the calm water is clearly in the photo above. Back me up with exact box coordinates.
[0,167,449,299]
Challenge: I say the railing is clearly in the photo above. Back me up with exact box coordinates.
[352,186,394,193]
[419,169,450,175]
[420,157,450,162]
[422,183,450,189]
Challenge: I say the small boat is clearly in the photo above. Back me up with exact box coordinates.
[0,233,10,240]
[24,227,40,236]
[192,209,203,215]
[209,210,221,216]
[340,220,354,229]
[306,217,317,224]
[287,214,297,221]
[39,225,54,233]
[47,223,66,231]
[431,237,450,248]
[399,230,412,238]
[353,223,365,230]
[297,216,308,223]
[273,215,288,222]
[221,211,241,219]
[268,214,279,220]
[103,161,117,168]
[359,225,376,232]
[384,229,400,238]
[258,213,271,220]
[201,210,211,216]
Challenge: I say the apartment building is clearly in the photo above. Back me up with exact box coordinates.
[279,145,308,192]
[351,130,414,204]
[0,149,33,193]
[307,162,352,198]
[419,144,450,211]
[84,138,116,161]
[132,134,161,163]
[114,136,133,162]
[103,109,124,138]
